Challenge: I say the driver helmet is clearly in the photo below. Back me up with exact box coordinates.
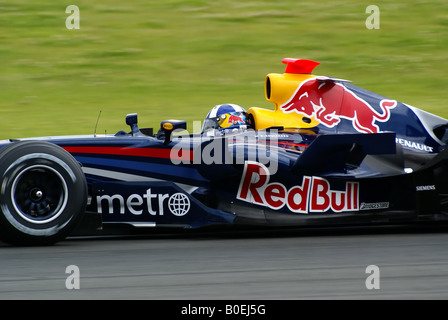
[202,104,247,134]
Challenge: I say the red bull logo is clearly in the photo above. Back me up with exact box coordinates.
[227,114,244,125]
[218,113,246,129]
[237,161,359,213]
[279,78,397,133]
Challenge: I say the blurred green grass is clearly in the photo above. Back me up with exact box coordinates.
[0,0,447,138]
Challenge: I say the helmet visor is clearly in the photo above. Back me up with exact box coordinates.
[202,117,220,132]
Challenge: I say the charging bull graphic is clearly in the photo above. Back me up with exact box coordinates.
[280,78,397,133]
[227,114,245,125]
[219,113,246,128]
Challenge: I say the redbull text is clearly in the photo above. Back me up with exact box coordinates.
[237,161,359,213]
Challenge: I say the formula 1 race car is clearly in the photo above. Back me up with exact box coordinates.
[2,58,448,246]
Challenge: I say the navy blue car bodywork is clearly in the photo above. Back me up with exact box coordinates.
[1,60,448,245]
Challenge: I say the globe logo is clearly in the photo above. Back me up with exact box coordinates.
[168,193,190,216]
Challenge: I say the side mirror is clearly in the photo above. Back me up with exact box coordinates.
[126,113,141,136]
[159,120,187,144]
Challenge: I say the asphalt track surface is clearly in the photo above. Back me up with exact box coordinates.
[1,224,448,300]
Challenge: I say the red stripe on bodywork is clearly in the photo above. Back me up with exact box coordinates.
[62,146,193,161]
[258,141,308,148]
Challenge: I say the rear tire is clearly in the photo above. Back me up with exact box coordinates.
[0,141,87,246]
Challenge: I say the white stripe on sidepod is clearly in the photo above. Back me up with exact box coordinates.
[82,167,199,194]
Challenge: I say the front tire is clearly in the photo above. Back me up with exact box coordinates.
[0,141,87,246]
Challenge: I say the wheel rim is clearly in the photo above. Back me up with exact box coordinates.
[11,165,69,224]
